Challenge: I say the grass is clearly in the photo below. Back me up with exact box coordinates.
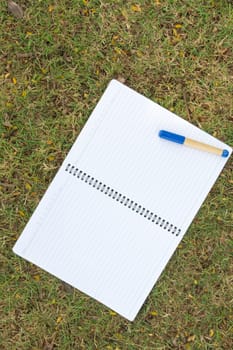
[0,0,233,349]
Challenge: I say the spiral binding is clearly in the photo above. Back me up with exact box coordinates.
[65,163,181,236]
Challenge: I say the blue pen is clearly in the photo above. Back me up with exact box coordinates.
[159,130,229,158]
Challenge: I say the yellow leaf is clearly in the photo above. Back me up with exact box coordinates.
[136,50,143,57]
[209,329,214,337]
[48,155,55,161]
[179,51,185,58]
[5,72,10,79]
[172,28,179,37]
[194,279,198,285]
[46,140,53,145]
[150,311,158,316]
[26,32,32,37]
[175,23,182,28]
[22,90,27,97]
[51,298,56,304]
[12,77,17,84]
[114,47,123,55]
[109,311,117,316]
[56,316,62,323]
[18,210,25,217]
[187,334,196,342]
[41,68,47,74]
[48,5,55,12]
[25,183,32,191]
[33,274,40,281]
[131,4,141,12]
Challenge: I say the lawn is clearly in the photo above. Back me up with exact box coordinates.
[0,0,233,349]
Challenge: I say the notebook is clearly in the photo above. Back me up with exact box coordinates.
[13,80,232,321]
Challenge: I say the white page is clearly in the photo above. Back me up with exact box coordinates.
[13,80,232,321]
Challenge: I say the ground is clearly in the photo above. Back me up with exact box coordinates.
[0,1,233,349]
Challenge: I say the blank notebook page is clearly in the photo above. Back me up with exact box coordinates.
[13,80,232,321]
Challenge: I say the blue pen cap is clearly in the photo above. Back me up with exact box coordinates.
[159,130,185,144]
[221,149,229,158]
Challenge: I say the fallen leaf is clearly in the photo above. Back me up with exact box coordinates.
[56,316,62,323]
[150,311,158,316]
[33,274,40,281]
[187,334,196,342]
[131,4,141,12]
[117,76,126,84]
[48,155,55,161]
[109,310,117,316]
[3,120,13,128]
[48,5,55,12]
[25,183,32,191]
[8,1,24,18]
[209,329,214,337]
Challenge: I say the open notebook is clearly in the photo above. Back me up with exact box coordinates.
[13,80,231,321]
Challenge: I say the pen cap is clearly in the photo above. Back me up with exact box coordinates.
[159,130,185,144]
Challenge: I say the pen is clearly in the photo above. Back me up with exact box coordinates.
[158,130,229,158]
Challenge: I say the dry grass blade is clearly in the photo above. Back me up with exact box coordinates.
[8,0,24,18]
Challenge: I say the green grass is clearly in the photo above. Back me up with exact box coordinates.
[0,0,233,349]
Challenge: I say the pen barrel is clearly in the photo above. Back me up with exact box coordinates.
[184,138,223,156]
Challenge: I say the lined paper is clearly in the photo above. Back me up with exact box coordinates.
[13,80,232,321]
